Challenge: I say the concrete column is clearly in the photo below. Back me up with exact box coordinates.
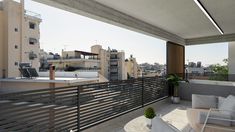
[228,42,235,81]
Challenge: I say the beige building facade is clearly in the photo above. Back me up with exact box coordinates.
[0,0,41,78]
[91,45,127,81]
[125,55,138,79]
[47,50,100,71]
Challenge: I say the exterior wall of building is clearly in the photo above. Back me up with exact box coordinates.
[117,51,126,80]
[125,56,138,78]
[62,51,77,58]
[91,45,110,79]
[228,42,235,81]
[22,15,41,69]
[187,67,204,74]
[0,80,98,93]
[3,0,22,78]
[0,0,41,78]
[47,59,100,70]
[91,45,127,81]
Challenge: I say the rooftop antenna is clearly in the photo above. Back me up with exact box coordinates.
[63,45,69,51]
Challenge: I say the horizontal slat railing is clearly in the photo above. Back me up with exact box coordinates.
[0,76,168,132]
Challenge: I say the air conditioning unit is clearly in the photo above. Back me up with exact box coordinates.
[29,52,38,60]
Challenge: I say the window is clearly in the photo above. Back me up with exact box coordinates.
[29,22,36,29]
[29,38,38,45]
[14,28,18,32]
[15,45,18,49]
[15,62,18,66]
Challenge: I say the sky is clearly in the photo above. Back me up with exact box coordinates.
[24,0,228,65]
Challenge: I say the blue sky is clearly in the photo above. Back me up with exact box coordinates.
[24,0,227,65]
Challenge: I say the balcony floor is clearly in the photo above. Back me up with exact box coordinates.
[84,99,192,132]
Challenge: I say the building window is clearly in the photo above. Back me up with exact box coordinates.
[29,38,38,45]
[15,62,18,66]
[15,45,18,49]
[29,22,36,29]
[14,28,18,32]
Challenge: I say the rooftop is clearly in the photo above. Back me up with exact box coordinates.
[0,77,99,84]
[74,50,98,56]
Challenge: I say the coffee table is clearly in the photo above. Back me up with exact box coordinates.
[124,116,150,132]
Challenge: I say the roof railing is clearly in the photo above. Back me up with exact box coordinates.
[25,10,41,19]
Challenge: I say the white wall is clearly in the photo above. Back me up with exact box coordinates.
[228,42,235,80]
[39,71,98,78]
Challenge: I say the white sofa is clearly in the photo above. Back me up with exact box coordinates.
[187,94,235,132]
[151,117,180,132]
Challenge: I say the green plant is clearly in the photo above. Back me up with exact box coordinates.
[208,59,228,81]
[144,107,156,119]
[167,74,181,97]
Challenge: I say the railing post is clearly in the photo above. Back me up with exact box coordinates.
[141,77,144,107]
[77,86,80,132]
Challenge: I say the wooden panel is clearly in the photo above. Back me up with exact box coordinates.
[167,41,185,78]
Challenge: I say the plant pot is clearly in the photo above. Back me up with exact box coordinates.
[145,118,152,129]
[172,96,180,104]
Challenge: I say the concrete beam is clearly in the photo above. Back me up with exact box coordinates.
[33,0,185,45]
[185,33,235,45]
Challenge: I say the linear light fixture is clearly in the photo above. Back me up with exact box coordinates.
[194,0,224,34]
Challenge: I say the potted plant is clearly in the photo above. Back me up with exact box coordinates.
[167,74,181,104]
[144,107,156,128]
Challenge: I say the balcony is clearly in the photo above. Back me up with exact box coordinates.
[1,75,235,131]
[25,10,41,20]
[1,0,235,131]
[0,77,168,131]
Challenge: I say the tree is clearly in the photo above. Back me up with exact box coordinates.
[209,59,228,81]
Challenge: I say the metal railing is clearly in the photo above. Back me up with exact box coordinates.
[25,10,41,19]
[0,76,168,131]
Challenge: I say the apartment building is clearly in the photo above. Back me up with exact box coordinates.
[125,55,138,79]
[91,45,127,81]
[0,0,41,78]
[47,50,100,71]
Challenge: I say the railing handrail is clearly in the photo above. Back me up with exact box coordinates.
[0,76,168,131]
[25,10,41,19]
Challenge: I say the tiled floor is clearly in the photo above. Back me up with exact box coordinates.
[84,99,193,132]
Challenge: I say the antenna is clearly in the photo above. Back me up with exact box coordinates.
[63,45,69,51]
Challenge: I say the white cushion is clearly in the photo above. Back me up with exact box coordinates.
[219,95,235,126]
[218,96,225,108]
[198,111,232,127]
[151,117,179,132]
[192,94,217,109]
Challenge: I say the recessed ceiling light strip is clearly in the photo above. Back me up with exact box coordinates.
[194,0,224,34]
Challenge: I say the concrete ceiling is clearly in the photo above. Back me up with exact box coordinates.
[94,0,220,39]
[200,0,235,35]
[33,0,235,45]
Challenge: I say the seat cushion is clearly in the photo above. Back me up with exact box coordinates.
[192,94,217,109]
[187,108,235,132]
[151,117,179,132]
[198,111,232,127]
[218,96,225,108]
[219,95,235,126]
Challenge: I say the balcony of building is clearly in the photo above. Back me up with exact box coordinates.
[25,10,42,20]
[0,0,235,131]
[1,75,235,131]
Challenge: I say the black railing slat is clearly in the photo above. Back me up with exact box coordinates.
[0,76,168,131]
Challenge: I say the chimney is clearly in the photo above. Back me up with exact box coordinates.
[49,65,55,80]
